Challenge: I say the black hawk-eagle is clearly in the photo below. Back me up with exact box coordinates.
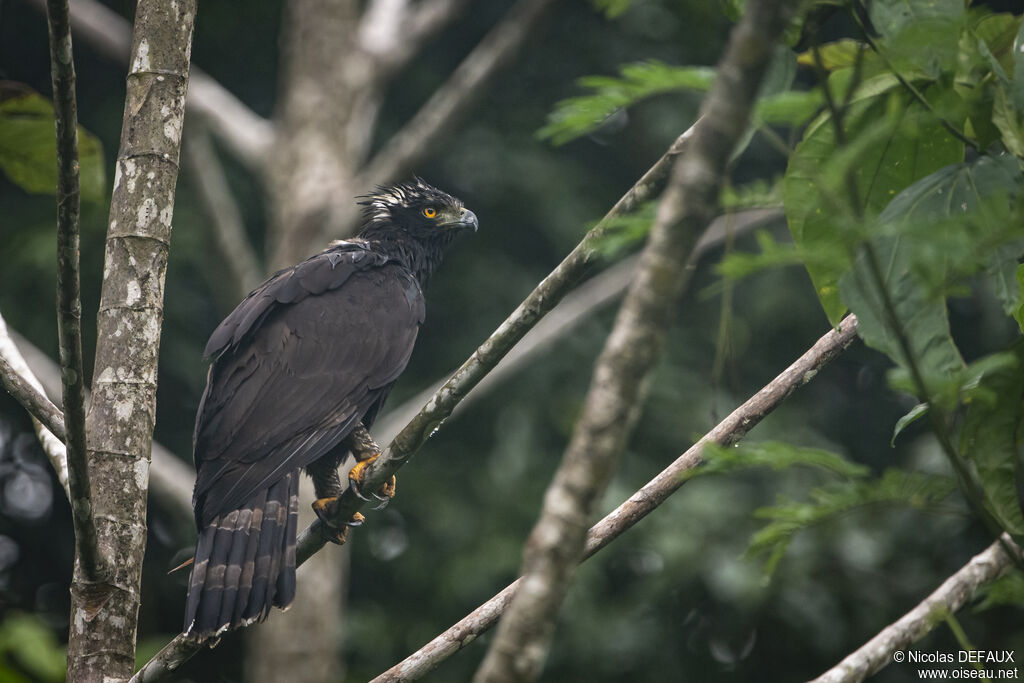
[183,179,477,638]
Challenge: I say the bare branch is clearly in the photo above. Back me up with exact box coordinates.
[66,1,196,678]
[8,326,195,529]
[184,125,263,300]
[20,0,274,168]
[809,535,1021,683]
[0,313,72,499]
[129,117,706,683]
[475,3,795,678]
[373,316,860,682]
[361,0,472,76]
[374,207,784,444]
[44,0,103,583]
[357,0,556,189]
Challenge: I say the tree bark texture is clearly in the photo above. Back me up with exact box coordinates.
[66,1,195,680]
[473,1,797,680]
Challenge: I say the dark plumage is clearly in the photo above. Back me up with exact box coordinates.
[184,179,477,638]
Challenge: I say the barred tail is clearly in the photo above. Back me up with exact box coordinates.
[184,470,299,638]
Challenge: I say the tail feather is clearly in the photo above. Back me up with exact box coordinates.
[184,470,300,638]
[231,488,267,625]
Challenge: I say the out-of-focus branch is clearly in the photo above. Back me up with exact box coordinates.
[372,316,860,682]
[8,328,195,529]
[374,208,783,445]
[356,0,557,190]
[21,0,275,168]
[474,2,795,678]
[809,534,1021,683]
[0,312,71,499]
[184,125,263,300]
[361,0,471,75]
[129,116,705,683]
[45,0,103,583]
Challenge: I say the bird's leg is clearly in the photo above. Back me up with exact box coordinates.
[344,424,397,509]
[308,448,364,545]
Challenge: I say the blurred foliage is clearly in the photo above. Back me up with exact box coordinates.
[0,613,65,683]
[0,83,105,202]
[1,0,1024,682]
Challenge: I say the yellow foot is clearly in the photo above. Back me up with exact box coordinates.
[348,455,397,509]
[311,497,365,545]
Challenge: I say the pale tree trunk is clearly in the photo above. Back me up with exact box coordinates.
[66,1,195,680]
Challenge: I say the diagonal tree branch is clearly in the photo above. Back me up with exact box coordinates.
[474,2,796,678]
[44,0,103,583]
[5,323,196,530]
[183,125,263,301]
[21,0,275,168]
[809,534,1021,683]
[129,116,705,683]
[0,315,71,499]
[374,208,783,443]
[360,0,471,76]
[0,331,68,446]
[372,316,860,682]
[355,0,557,191]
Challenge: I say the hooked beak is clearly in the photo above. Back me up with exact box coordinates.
[452,208,479,232]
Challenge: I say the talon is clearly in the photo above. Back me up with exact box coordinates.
[348,455,397,504]
[312,497,365,545]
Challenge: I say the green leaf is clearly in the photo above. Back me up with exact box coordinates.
[838,154,1022,392]
[684,441,869,481]
[0,85,105,202]
[797,39,866,71]
[538,62,714,145]
[959,341,1024,540]
[784,89,965,324]
[755,90,826,126]
[867,0,964,41]
[747,469,957,576]
[1016,265,1024,333]
[0,613,66,682]
[720,177,783,211]
[975,570,1024,611]
[891,402,928,446]
[591,0,630,19]
[589,201,656,259]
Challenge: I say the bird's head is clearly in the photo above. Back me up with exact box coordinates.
[358,177,478,241]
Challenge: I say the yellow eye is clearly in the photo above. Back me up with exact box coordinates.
[422,207,437,218]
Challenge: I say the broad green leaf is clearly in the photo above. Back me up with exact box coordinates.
[684,441,869,481]
[959,341,1024,540]
[838,155,1022,390]
[987,238,1024,317]
[1012,16,1024,112]
[0,87,105,202]
[975,570,1024,611]
[891,402,928,446]
[797,39,865,71]
[1016,264,1024,333]
[747,468,957,576]
[0,613,66,682]
[755,90,825,126]
[868,0,964,41]
[784,89,964,324]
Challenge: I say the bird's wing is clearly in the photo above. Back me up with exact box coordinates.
[192,249,424,526]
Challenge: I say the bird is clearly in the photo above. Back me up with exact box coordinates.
[182,178,478,639]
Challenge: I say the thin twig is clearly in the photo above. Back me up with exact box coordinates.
[184,125,263,300]
[474,1,796,678]
[0,317,68,444]
[357,0,556,189]
[372,316,860,682]
[808,534,1020,683]
[44,0,102,582]
[373,208,784,444]
[130,118,703,683]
